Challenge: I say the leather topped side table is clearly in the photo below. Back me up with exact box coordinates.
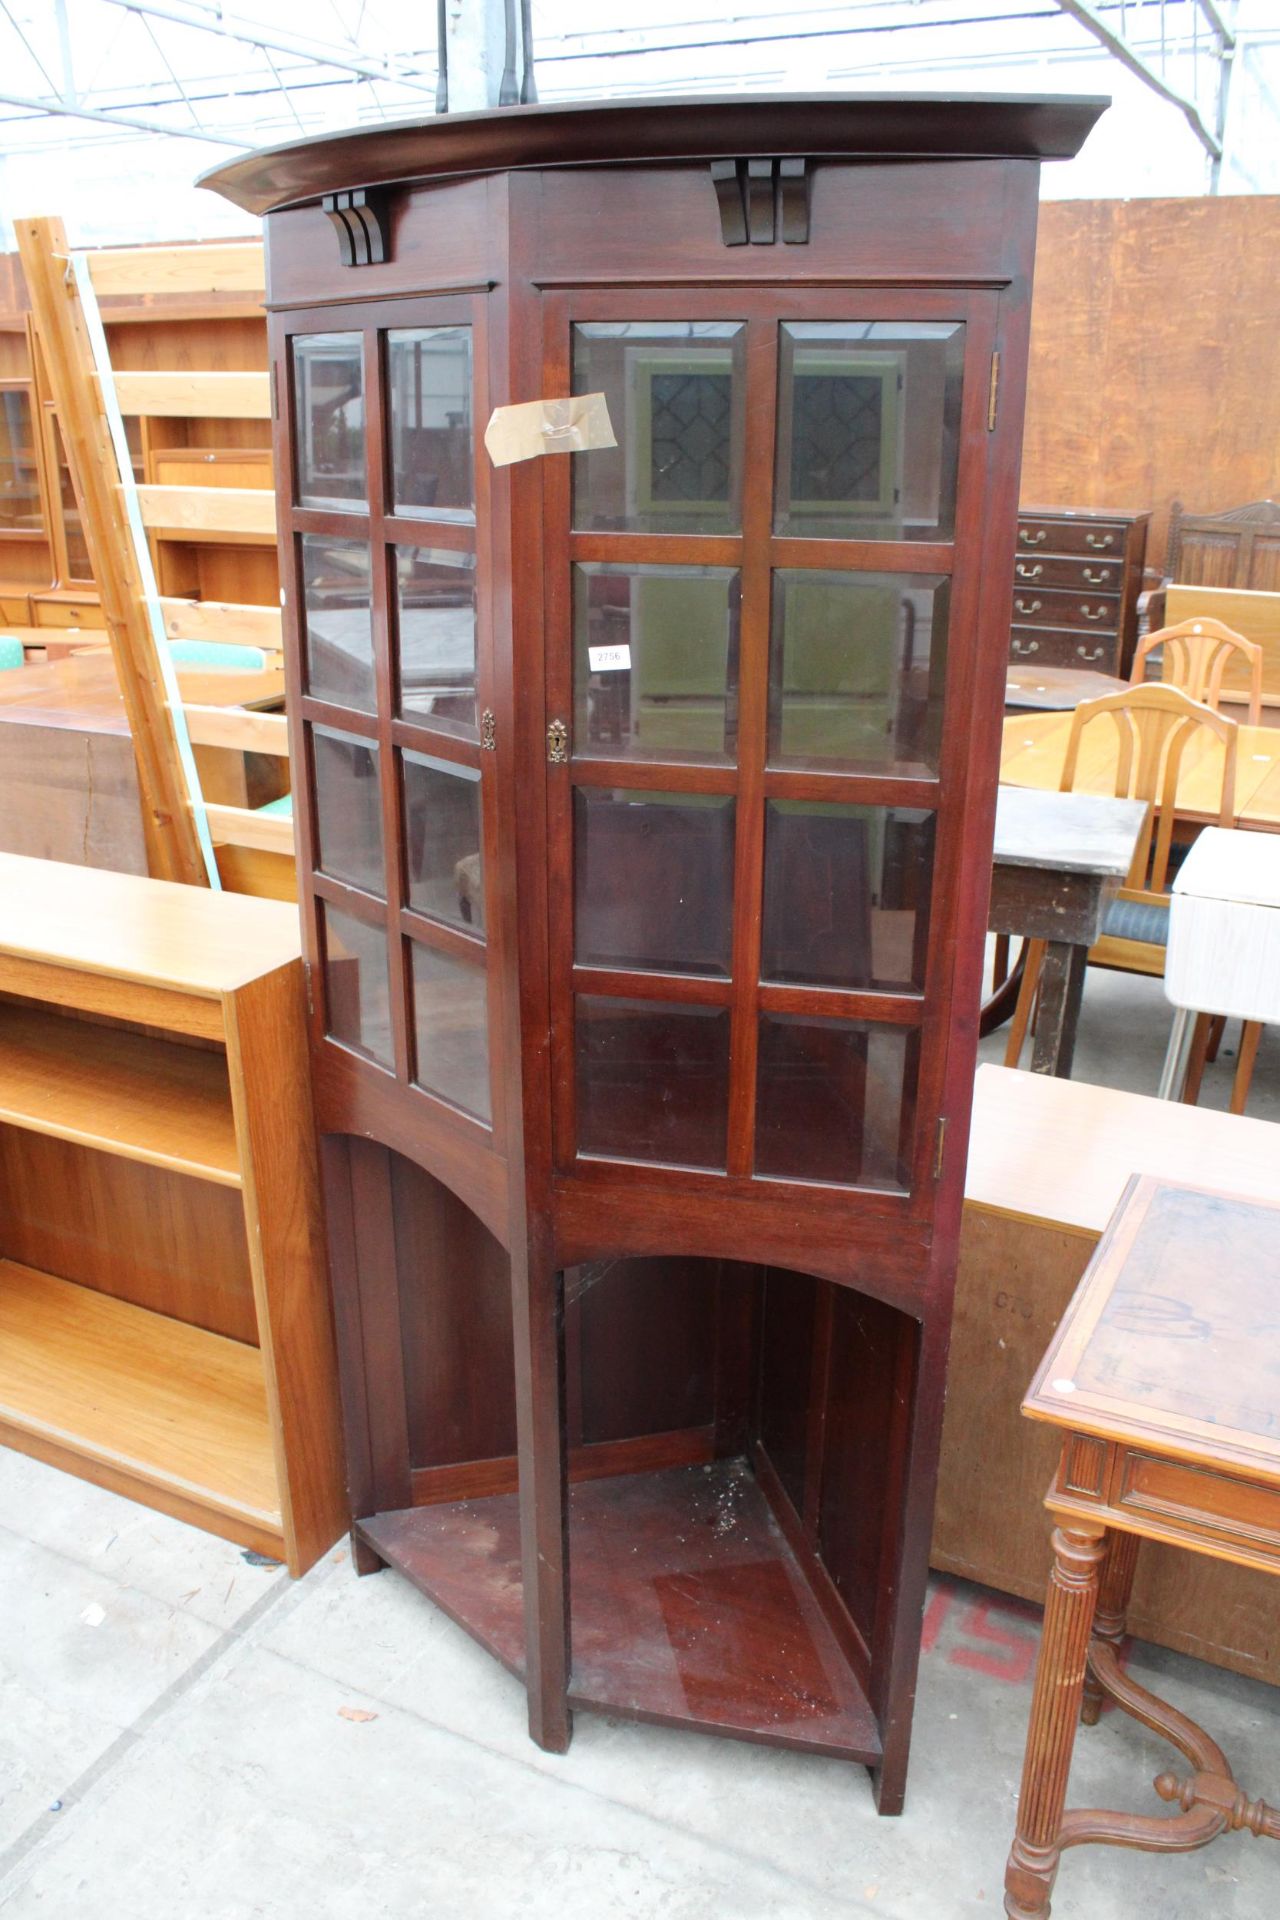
[1004,1173,1280,1917]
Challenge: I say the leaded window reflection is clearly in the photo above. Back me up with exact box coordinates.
[573,562,740,765]
[774,322,965,541]
[571,322,746,535]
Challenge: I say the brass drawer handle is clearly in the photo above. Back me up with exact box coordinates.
[1075,643,1107,662]
[1015,562,1043,580]
[547,717,569,763]
[1012,637,1040,655]
[1080,603,1109,621]
[1082,566,1113,585]
[1014,597,1043,615]
[1085,531,1116,550]
[1019,528,1047,545]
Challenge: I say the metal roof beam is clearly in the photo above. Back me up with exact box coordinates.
[1053,0,1223,158]
[0,88,249,144]
[1197,0,1236,48]
[97,0,437,94]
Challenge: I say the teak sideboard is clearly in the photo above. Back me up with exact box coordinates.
[0,853,344,1575]
[206,90,1104,1809]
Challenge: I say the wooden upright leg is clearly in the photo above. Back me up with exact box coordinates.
[1004,1523,1106,1919]
[1229,1021,1264,1117]
[511,1231,572,1754]
[1029,941,1088,1079]
[1181,1012,1213,1106]
[1081,1529,1140,1726]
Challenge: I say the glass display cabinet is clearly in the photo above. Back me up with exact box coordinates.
[206,92,1102,1812]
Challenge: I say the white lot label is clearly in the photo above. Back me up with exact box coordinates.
[588,644,631,672]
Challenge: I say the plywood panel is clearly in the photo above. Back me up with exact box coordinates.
[1023,197,1280,575]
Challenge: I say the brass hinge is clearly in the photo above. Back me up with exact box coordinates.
[547,717,569,763]
[934,1116,948,1181]
[987,352,1000,432]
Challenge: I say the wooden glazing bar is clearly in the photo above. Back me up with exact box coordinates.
[761,768,941,808]
[382,513,477,553]
[312,869,389,923]
[569,757,737,795]
[755,984,925,1025]
[300,694,380,740]
[398,906,487,965]
[723,317,779,1176]
[389,718,483,767]
[569,532,743,568]
[769,537,954,575]
[569,966,733,1007]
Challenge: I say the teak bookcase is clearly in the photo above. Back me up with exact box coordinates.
[206,92,1103,1809]
[0,853,344,1574]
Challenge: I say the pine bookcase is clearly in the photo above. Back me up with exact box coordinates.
[0,853,345,1574]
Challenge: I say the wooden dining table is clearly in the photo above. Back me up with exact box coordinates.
[1000,710,1280,832]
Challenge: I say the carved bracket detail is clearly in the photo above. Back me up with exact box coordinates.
[710,157,810,247]
[322,189,391,268]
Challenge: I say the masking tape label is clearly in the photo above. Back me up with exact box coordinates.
[484,392,617,468]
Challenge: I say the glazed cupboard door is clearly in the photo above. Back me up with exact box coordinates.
[541,289,998,1217]
[278,298,507,1155]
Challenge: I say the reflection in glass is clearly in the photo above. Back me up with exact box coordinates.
[312,725,385,898]
[761,803,934,992]
[388,328,473,520]
[395,546,478,735]
[756,1015,913,1189]
[301,533,375,713]
[411,941,491,1122]
[293,333,365,509]
[769,570,948,774]
[403,751,484,935]
[322,902,391,1066]
[574,789,735,977]
[572,322,745,535]
[774,321,964,540]
[576,997,730,1169]
[573,563,740,764]
[0,390,41,532]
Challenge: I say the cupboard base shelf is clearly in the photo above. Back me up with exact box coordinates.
[361,1458,882,1764]
[0,1258,284,1557]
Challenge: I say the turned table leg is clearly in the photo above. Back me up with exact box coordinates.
[1082,1529,1140,1726]
[1005,1523,1107,1919]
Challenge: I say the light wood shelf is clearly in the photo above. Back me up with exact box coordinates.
[0,1002,240,1185]
[0,1259,282,1542]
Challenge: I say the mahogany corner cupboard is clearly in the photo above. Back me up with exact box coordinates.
[205,92,1103,1811]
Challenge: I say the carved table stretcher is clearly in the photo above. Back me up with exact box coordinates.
[1004,1173,1280,1916]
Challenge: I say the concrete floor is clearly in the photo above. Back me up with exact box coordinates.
[3,968,1277,1918]
[2,1455,1278,1917]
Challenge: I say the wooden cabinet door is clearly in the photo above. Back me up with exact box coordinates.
[540,287,1001,1222]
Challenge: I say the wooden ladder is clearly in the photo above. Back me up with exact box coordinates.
[16,220,292,888]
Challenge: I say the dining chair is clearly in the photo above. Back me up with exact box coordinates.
[1131,615,1263,725]
[1004,683,1238,1069]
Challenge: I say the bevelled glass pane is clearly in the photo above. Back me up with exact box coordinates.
[387,327,474,521]
[395,546,478,736]
[761,803,934,992]
[572,322,745,534]
[322,902,391,1066]
[774,322,964,541]
[411,940,491,1122]
[293,333,365,510]
[0,390,41,532]
[574,789,735,977]
[312,725,385,898]
[769,570,949,775]
[756,1016,913,1190]
[573,563,740,765]
[403,750,484,935]
[301,533,375,714]
[576,997,730,1169]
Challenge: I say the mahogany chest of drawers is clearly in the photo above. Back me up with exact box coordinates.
[1010,507,1150,676]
